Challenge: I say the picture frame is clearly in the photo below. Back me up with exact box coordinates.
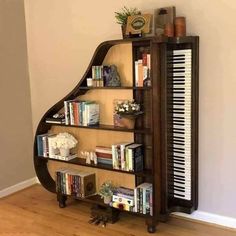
[125,14,152,36]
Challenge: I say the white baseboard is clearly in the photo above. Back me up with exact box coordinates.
[173,211,236,229]
[0,177,38,198]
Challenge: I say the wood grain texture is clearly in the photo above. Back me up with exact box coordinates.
[0,185,235,236]
[47,43,135,191]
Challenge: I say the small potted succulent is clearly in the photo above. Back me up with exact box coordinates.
[113,99,143,129]
[51,132,78,157]
[99,181,115,204]
[115,6,141,38]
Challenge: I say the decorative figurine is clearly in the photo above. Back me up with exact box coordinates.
[103,65,121,87]
[86,151,91,164]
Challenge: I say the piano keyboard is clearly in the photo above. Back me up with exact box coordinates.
[167,49,192,201]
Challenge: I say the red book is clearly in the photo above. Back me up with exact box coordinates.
[142,53,147,66]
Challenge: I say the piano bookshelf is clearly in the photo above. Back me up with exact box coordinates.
[34,36,199,233]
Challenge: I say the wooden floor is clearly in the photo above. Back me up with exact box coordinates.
[0,185,235,236]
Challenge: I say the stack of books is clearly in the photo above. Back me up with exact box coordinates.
[112,143,143,172]
[112,187,135,212]
[64,100,99,126]
[95,146,112,166]
[134,51,151,87]
[111,184,153,215]
[134,183,153,215]
[91,66,104,87]
[56,169,96,198]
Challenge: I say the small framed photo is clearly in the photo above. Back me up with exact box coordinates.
[126,14,152,36]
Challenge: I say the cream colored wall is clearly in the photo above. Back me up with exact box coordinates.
[0,0,34,190]
[24,0,236,218]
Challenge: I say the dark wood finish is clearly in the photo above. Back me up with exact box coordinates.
[39,156,152,177]
[34,36,199,233]
[44,123,151,134]
[79,86,151,90]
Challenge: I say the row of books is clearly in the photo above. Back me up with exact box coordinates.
[95,143,143,172]
[64,100,100,126]
[112,143,143,172]
[112,184,153,215]
[92,65,104,79]
[37,133,77,161]
[135,52,151,87]
[56,169,96,198]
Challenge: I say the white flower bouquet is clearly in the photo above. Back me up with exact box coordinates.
[51,132,78,149]
[114,99,141,116]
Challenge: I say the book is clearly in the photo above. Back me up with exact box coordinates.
[137,183,152,214]
[45,118,65,124]
[125,143,143,172]
[47,135,58,158]
[49,153,77,161]
[37,134,47,156]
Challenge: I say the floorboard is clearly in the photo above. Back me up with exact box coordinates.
[0,185,235,236]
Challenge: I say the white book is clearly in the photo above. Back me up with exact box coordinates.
[47,135,59,158]
[120,142,133,170]
[134,188,138,212]
[112,144,119,169]
[64,101,69,125]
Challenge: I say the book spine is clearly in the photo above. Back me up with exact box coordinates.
[73,102,78,126]
[92,66,95,79]
[143,187,146,214]
[135,61,139,86]
[134,188,137,212]
[138,59,143,87]
[65,173,69,195]
[64,101,69,125]
[146,188,151,215]
[120,144,125,170]
[140,187,143,214]
[128,148,133,171]
[42,136,48,157]
[37,135,44,156]
[137,187,140,213]
[150,188,153,216]
[112,145,118,169]
[81,176,84,198]
[69,102,74,125]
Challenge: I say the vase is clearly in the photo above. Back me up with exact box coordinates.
[113,113,135,129]
[103,195,112,204]
[121,25,128,39]
[59,148,70,157]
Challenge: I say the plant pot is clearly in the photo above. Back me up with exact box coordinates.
[103,195,112,204]
[121,25,128,39]
[59,148,70,157]
[113,113,135,129]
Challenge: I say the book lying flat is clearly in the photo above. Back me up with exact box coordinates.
[49,154,77,161]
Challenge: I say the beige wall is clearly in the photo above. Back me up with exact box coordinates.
[0,0,34,190]
[24,0,236,218]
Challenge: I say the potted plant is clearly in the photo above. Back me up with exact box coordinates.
[51,132,78,157]
[114,99,143,129]
[99,181,115,204]
[115,6,141,38]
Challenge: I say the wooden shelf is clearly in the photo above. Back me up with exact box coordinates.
[79,86,152,90]
[44,123,151,134]
[38,156,152,177]
[65,193,151,217]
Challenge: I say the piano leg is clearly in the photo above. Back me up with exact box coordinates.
[147,225,156,233]
[57,193,67,208]
[146,218,157,233]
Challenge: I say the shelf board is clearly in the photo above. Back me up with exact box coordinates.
[44,123,151,134]
[79,86,152,90]
[66,193,151,217]
[38,156,152,177]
